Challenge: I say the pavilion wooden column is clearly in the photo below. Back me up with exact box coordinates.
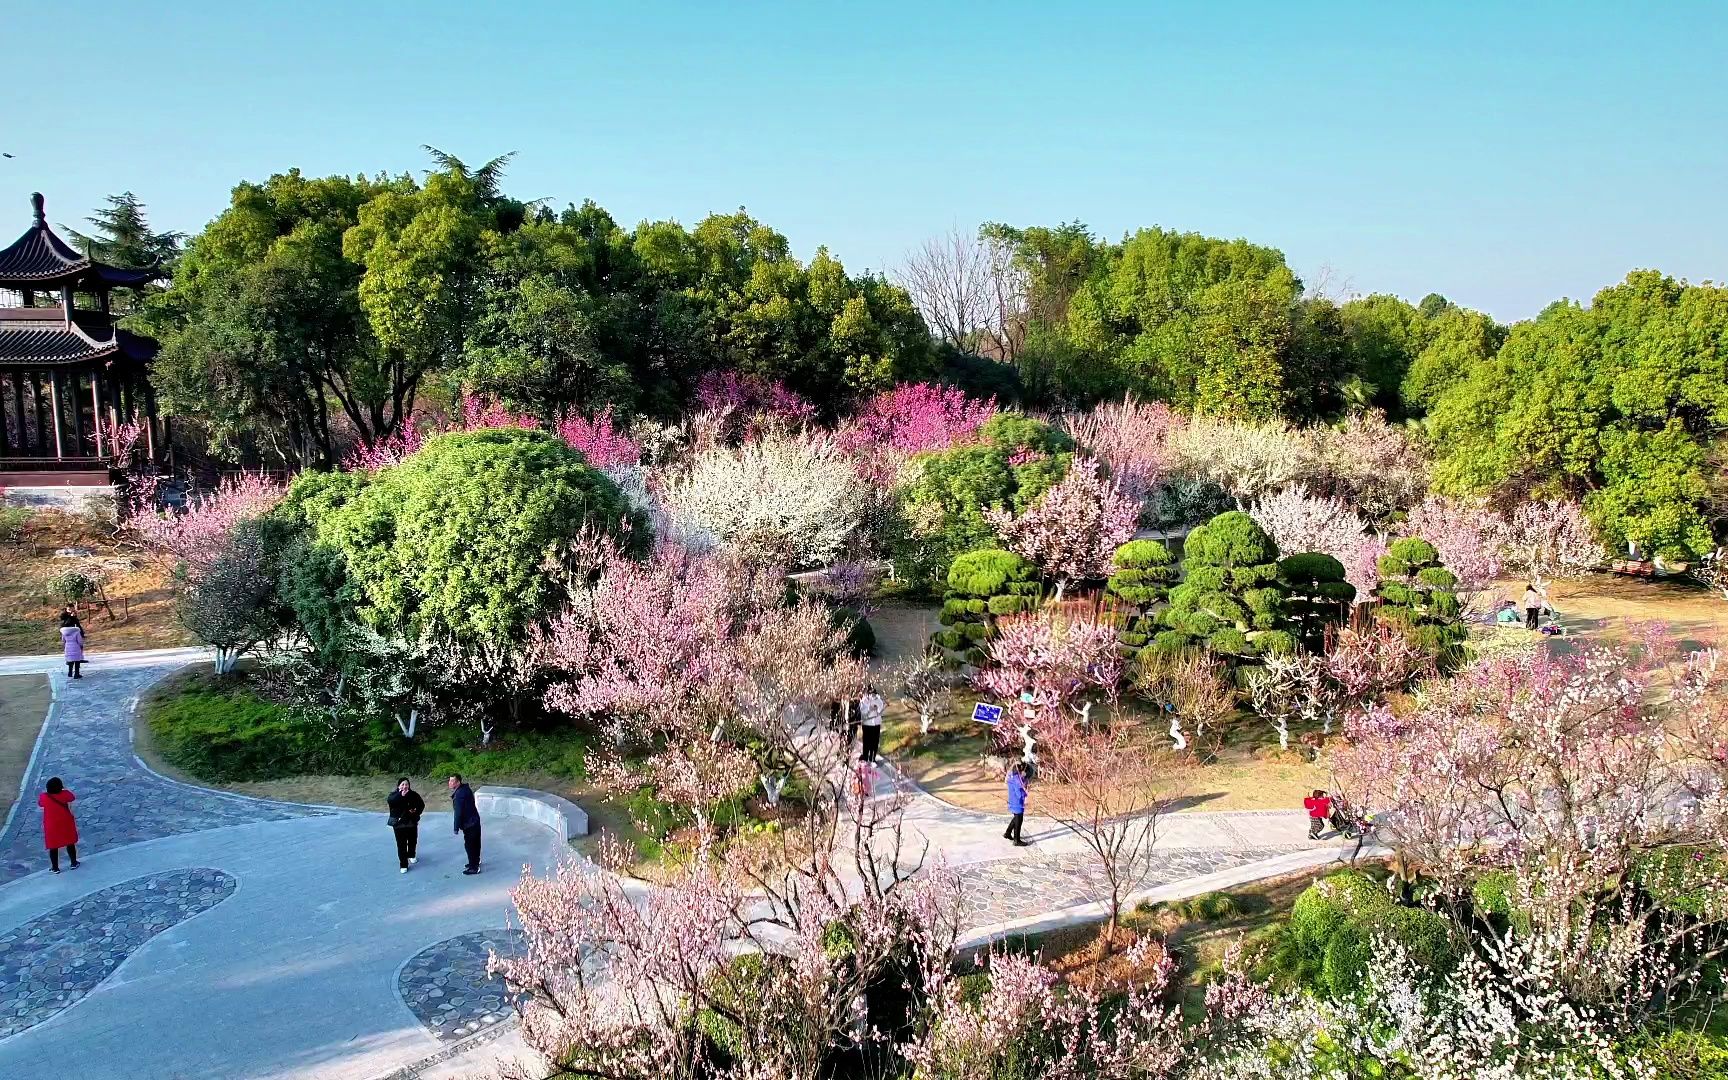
[90,370,104,459]
[48,371,64,458]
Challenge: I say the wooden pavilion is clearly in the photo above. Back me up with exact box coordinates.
[0,192,167,489]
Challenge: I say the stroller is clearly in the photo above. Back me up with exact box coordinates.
[1328,794,1368,840]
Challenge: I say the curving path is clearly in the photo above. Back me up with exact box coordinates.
[0,649,556,1080]
[0,648,1355,1079]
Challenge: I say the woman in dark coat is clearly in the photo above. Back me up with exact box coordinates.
[387,778,424,873]
[40,776,79,872]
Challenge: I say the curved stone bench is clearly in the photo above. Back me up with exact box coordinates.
[474,786,589,842]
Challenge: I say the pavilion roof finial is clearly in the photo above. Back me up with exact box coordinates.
[29,192,44,226]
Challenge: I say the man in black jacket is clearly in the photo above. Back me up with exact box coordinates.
[387,778,425,873]
[448,774,482,874]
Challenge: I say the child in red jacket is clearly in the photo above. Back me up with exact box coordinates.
[40,776,79,872]
[1303,789,1332,840]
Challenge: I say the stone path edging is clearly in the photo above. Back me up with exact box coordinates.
[957,843,1392,952]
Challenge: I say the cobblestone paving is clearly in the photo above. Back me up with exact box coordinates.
[956,846,1301,928]
[0,867,237,1038]
[0,662,332,882]
[398,928,527,1044]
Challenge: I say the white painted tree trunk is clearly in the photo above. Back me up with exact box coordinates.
[760,773,786,807]
[1070,701,1092,726]
[397,708,419,739]
[479,717,496,746]
[1274,716,1290,751]
[918,706,935,735]
[213,646,240,676]
[1018,724,1038,764]
[1169,713,1188,752]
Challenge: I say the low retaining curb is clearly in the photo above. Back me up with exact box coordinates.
[474,786,589,842]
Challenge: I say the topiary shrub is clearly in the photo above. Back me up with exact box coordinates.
[1375,536,1465,669]
[1158,511,1291,662]
[890,414,1075,588]
[933,548,1041,666]
[1283,870,1454,997]
[1106,539,1178,660]
[1280,551,1357,651]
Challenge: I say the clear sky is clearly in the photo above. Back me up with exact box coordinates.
[4,1,1723,321]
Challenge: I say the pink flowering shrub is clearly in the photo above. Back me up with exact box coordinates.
[836,382,995,484]
[343,395,540,472]
[973,611,1123,750]
[694,371,816,442]
[1063,395,1184,504]
[341,424,428,471]
[1400,495,1503,606]
[555,407,642,468]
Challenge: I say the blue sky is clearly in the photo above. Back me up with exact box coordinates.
[5,1,1723,320]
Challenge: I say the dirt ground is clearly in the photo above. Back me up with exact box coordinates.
[0,674,51,824]
[0,509,192,655]
[1487,574,1727,651]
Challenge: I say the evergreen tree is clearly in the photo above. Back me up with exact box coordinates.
[1158,511,1294,659]
[65,191,182,271]
[1105,539,1177,661]
[1373,537,1465,668]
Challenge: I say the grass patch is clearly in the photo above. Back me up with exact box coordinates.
[0,673,52,824]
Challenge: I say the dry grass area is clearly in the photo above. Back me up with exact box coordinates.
[0,509,192,655]
[882,697,1328,815]
[1491,573,1728,651]
[0,673,52,824]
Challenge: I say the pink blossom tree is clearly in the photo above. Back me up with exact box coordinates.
[973,611,1123,758]
[835,382,995,485]
[1323,620,1430,711]
[493,806,963,1080]
[1308,409,1430,521]
[1401,495,1504,606]
[987,457,1138,599]
[1499,497,1601,589]
[1062,395,1184,505]
[555,406,643,468]
[131,471,286,582]
[1250,486,1382,594]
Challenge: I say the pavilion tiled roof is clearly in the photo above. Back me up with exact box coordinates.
[0,325,156,367]
[0,192,160,287]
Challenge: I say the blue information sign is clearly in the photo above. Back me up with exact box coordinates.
[971,702,1004,726]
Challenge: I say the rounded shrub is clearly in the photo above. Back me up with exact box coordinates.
[932,548,1040,664]
[1281,551,1357,650]
[1161,511,1291,662]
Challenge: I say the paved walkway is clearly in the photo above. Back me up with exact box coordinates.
[0,646,1353,1079]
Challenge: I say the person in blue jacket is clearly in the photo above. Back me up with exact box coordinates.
[448,774,482,874]
[1003,762,1029,846]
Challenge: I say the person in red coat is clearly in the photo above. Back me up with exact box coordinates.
[1303,788,1332,840]
[39,776,79,872]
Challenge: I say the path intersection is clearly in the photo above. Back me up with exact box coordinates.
[0,648,1347,1079]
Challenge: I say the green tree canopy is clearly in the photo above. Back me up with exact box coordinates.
[1429,270,1728,558]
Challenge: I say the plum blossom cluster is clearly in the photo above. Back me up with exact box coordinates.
[987,457,1138,599]
[1063,395,1183,505]
[835,381,995,484]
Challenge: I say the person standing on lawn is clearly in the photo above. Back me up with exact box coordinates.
[1522,583,1544,631]
[40,776,79,872]
[858,686,886,763]
[1303,788,1332,840]
[1003,762,1029,846]
[387,778,424,873]
[59,611,85,680]
[448,774,482,875]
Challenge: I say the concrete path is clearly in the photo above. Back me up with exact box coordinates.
[0,648,562,1080]
[0,646,1357,1079]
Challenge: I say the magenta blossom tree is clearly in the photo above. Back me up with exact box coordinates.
[694,371,816,442]
[555,406,643,468]
[836,382,995,486]
[988,457,1138,599]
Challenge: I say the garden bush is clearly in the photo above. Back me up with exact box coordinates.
[1632,845,1728,917]
[1280,870,1454,997]
[1106,539,1177,660]
[1279,551,1356,651]
[933,548,1040,665]
[146,673,590,784]
[890,413,1074,587]
[1375,536,1465,668]
[1158,511,1292,660]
